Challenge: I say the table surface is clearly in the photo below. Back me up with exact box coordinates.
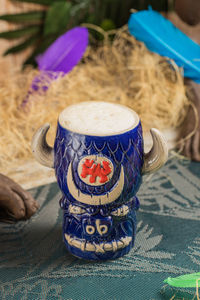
[0,157,199,300]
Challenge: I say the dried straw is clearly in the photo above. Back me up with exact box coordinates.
[0,26,189,172]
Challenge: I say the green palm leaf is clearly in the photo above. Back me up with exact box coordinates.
[10,0,54,5]
[0,11,44,23]
[44,2,72,35]
[0,25,40,39]
[23,35,56,66]
[164,272,200,288]
[4,35,39,55]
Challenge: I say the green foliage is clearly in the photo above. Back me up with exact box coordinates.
[100,19,115,31]
[11,0,58,5]
[0,11,44,23]
[4,35,39,55]
[164,272,200,288]
[0,0,168,67]
[22,35,57,67]
[0,25,40,39]
[44,2,71,35]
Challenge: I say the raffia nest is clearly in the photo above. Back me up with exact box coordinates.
[0,26,189,171]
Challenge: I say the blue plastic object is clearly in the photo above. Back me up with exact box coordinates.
[128,9,200,83]
[54,121,143,260]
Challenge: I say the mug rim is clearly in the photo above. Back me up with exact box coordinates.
[58,101,140,137]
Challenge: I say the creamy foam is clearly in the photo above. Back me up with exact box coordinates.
[59,101,139,136]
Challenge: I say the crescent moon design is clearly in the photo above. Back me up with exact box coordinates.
[67,162,124,206]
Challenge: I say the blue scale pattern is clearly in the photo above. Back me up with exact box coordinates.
[54,121,144,260]
[54,121,144,207]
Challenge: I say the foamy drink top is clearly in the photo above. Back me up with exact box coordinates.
[59,101,139,136]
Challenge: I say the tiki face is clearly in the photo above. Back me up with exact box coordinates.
[61,196,138,260]
[32,102,168,260]
[55,121,143,260]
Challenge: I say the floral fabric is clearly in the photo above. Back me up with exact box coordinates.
[0,158,199,300]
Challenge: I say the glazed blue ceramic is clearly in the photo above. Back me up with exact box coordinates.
[53,121,143,260]
[31,103,168,261]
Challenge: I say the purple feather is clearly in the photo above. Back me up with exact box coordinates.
[22,27,88,107]
[36,27,88,73]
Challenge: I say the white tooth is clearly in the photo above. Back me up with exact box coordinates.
[124,206,129,214]
[120,237,127,246]
[116,240,124,249]
[111,211,117,216]
[121,236,132,246]
[65,234,73,245]
[94,243,105,253]
[111,205,129,216]
[81,241,86,252]
[112,241,118,252]
[85,242,95,252]
[64,234,132,253]
[104,243,113,251]
[72,239,82,248]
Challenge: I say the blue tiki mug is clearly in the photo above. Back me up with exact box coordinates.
[32,102,168,260]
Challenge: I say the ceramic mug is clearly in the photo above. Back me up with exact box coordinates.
[32,102,168,260]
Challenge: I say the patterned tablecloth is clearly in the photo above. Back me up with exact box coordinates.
[0,158,200,300]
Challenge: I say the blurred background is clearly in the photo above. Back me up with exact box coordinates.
[1,0,200,188]
[0,0,172,73]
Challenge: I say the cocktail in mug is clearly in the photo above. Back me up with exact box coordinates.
[32,102,168,260]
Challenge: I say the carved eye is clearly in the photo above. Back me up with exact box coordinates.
[86,225,95,235]
[99,225,108,235]
[68,204,86,215]
[111,205,129,217]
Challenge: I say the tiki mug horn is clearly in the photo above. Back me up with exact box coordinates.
[31,125,168,174]
[31,102,168,261]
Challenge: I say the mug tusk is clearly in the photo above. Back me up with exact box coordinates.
[142,128,168,174]
[31,123,54,168]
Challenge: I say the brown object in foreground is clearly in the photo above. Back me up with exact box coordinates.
[175,0,200,26]
[0,174,39,222]
[166,0,200,161]
[179,80,200,161]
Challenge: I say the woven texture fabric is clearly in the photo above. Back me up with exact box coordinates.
[0,158,199,300]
